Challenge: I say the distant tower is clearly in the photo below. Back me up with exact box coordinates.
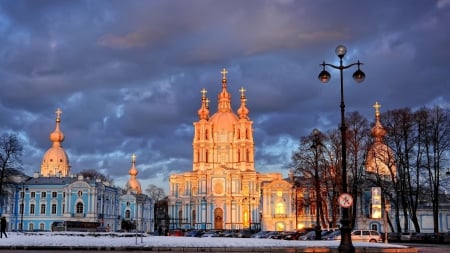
[365,102,397,178]
[41,108,71,177]
[126,154,142,194]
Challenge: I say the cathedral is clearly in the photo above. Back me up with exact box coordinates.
[168,69,291,231]
[2,109,153,233]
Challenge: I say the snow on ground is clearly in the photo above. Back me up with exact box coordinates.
[0,232,409,249]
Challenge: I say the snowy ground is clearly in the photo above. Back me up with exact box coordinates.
[0,232,410,249]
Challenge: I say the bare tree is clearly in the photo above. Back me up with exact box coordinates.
[345,111,371,228]
[415,106,450,234]
[146,184,165,230]
[0,133,23,208]
[291,130,341,229]
[383,108,418,232]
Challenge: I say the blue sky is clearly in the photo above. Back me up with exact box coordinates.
[0,0,449,192]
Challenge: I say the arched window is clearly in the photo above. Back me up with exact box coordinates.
[29,223,34,231]
[76,202,83,214]
[276,203,285,215]
[125,209,131,219]
[40,223,45,230]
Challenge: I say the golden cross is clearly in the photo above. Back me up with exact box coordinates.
[239,87,246,97]
[220,68,228,79]
[201,88,207,97]
[373,101,381,117]
[56,108,62,118]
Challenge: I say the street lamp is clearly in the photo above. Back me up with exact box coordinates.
[318,45,365,253]
[311,129,322,240]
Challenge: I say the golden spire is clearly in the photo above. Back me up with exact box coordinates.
[373,101,381,120]
[218,68,232,113]
[197,88,209,120]
[50,108,65,147]
[238,87,249,119]
[371,101,386,142]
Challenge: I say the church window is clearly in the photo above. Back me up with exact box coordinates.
[277,191,283,197]
[29,223,34,231]
[205,129,208,140]
[275,203,285,215]
[41,192,46,198]
[52,204,57,214]
[40,204,46,214]
[30,204,35,214]
[371,224,378,231]
[31,192,36,198]
[78,191,83,197]
[62,204,65,213]
[125,209,131,219]
[205,150,209,163]
[40,223,45,231]
[76,202,83,214]
[126,201,130,206]
[52,192,57,198]
[60,159,63,162]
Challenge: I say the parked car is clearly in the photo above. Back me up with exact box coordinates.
[323,230,341,240]
[351,230,382,243]
[386,232,401,242]
[185,230,204,237]
[221,230,237,237]
[401,231,426,242]
[201,230,222,237]
[299,231,316,240]
[282,231,306,240]
[234,229,253,238]
[264,231,281,239]
[168,230,185,236]
[251,231,270,238]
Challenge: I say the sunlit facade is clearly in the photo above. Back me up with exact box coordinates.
[168,69,288,231]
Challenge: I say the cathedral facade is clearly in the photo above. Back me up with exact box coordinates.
[168,69,294,231]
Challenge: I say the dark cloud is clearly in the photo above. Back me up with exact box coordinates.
[0,0,449,192]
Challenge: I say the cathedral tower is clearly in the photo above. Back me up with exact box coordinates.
[126,154,142,194]
[40,108,71,177]
[192,68,255,172]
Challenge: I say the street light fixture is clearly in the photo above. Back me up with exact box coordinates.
[318,45,365,253]
[311,129,322,240]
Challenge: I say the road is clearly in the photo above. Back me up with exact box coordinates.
[1,244,449,253]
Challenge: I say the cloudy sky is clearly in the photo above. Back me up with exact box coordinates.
[0,0,449,192]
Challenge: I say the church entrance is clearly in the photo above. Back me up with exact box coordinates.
[214,208,223,230]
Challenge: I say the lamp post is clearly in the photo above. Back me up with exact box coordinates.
[311,129,322,240]
[318,45,365,253]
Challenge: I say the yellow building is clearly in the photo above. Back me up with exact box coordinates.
[168,69,284,231]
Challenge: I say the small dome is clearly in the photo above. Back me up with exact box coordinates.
[41,147,70,176]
